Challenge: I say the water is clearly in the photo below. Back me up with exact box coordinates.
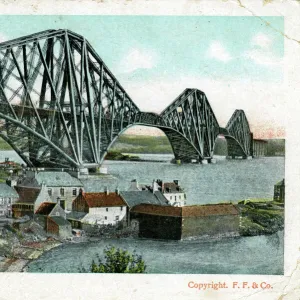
[25,155,284,274]
[0,150,25,164]
[27,231,284,274]
[88,155,285,204]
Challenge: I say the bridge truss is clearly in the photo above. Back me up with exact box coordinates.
[0,29,254,169]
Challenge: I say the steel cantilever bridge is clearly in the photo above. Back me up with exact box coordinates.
[0,29,254,170]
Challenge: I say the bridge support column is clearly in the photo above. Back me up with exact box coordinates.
[79,168,89,175]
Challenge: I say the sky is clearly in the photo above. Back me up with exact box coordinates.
[0,15,284,138]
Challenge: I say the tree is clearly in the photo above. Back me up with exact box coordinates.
[90,246,146,273]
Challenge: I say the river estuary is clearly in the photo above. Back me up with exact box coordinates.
[0,151,285,274]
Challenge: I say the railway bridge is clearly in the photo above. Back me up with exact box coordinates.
[0,29,257,170]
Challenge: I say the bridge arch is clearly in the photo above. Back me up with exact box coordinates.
[0,29,254,169]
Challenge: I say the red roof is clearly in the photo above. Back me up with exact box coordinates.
[83,192,127,208]
[182,204,239,217]
[131,203,239,217]
[163,182,182,193]
[14,186,41,204]
[35,202,56,215]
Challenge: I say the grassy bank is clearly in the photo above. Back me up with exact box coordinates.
[238,200,284,236]
[0,138,12,150]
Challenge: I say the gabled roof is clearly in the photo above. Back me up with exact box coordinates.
[120,190,169,209]
[14,186,41,204]
[181,204,239,217]
[131,204,182,217]
[0,183,19,198]
[49,216,70,226]
[163,182,183,193]
[35,202,56,215]
[131,203,239,217]
[66,211,87,221]
[35,171,83,187]
[82,192,127,208]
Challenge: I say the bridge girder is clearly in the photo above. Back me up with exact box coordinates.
[0,30,254,168]
[0,29,140,168]
[224,110,253,157]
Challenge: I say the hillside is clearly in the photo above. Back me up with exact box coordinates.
[0,136,285,156]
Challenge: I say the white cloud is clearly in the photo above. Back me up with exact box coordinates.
[207,41,232,62]
[251,33,273,49]
[245,32,283,67]
[118,48,156,74]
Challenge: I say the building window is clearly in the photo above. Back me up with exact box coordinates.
[48,189,52,196]
[175,196,177,201]
[105,216,107,220]
[170,196,172,200]
[179,196,181,200]
[72,189,77,196]
[106,208,108,212]
[60,188,65,196]
[116,216,119,221]
[120,206,123,211]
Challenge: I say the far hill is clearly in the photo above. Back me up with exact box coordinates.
[110,135,285,157]
[0,136,285,157]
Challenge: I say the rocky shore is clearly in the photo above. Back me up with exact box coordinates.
[0,221,62,272]
[237,200,284,236]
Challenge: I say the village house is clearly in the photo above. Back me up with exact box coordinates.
[130,203,240,240]
[12,185,53,218]
[16,170,84,211]
[70,190,127,229]
[156,180,186,206]
[35,202,72,238]
[120,187,170,227]
[0,183,19,217]
[129,179,186,207]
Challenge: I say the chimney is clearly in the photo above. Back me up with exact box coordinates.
[129,179,140,191]
[115,188,120,195]
[105,186,109,195]
[173,180,179,186]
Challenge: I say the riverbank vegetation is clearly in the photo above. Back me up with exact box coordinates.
[105,151,141,161]
[238,200,284,236]
[87,246,146,273]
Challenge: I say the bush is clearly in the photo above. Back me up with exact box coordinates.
[90,246,146,273]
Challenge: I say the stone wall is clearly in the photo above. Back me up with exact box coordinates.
[181,214,240,239]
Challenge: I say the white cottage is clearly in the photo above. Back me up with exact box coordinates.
[72,190,127,225]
